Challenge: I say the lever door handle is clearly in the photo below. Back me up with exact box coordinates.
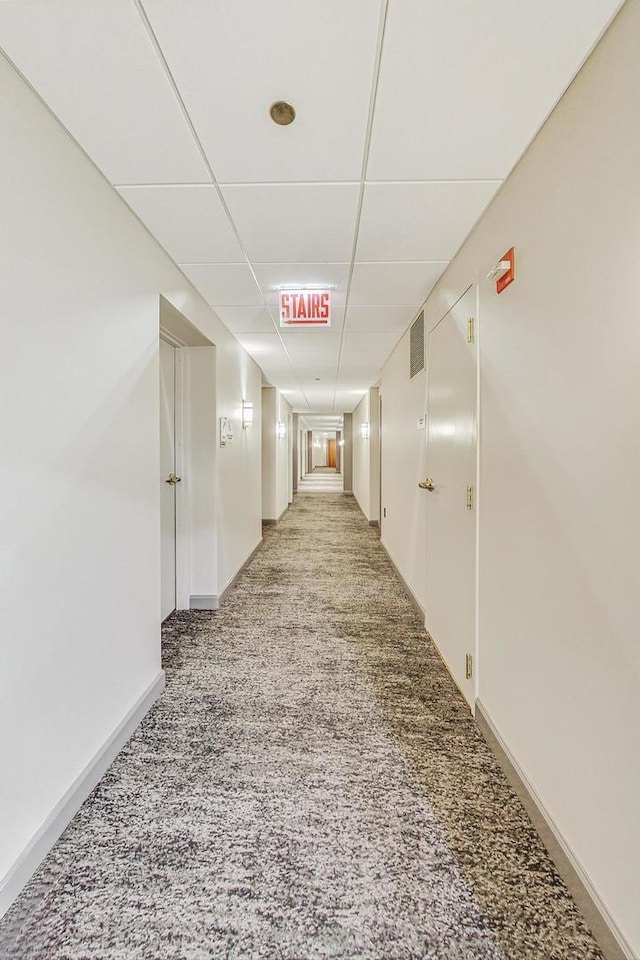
[418,478,435,491]
[165,473,182,485]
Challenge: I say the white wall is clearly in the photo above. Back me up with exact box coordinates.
[277,395,292,516]
[379,3,640,953]
[311,434,324,468]
[352,389,380,523]
[380,341,427,610]
[0,51,262,906]
[261,387,291,521]
[183,346,217,605]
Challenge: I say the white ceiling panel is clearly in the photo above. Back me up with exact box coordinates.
[341,331,402,361]
[118,186,244,263]
[338,362,382,377]
[277,305,346,339]
[179,264,262,306]
[291,365,340,379]
[278,391,307,406]
[142,0,382,183]
[333,391,368,410]
[0,0,209,185]
[219,184,360,263]
[282,330,341,347]
[367,0,623,180]
[253,264,351,306]
[213,307,276,334]
[350,262,446,305]
[356,181,500,261]
[234,333,290,364]
[345,305,418,333]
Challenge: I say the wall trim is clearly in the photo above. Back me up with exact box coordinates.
[379,540,425,621]
[475,701,634,960]
[0,671,165,920]
[262,505,289,526]
[189,594,219,610]
[218,538,264,607]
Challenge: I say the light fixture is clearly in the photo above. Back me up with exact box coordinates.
[277,421,286,439]
[361,421,370,440]
[270,101,296,125]
[242,400,254,429]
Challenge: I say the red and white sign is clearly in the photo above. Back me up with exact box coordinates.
[496,246,516,294]
[279,290,331,327]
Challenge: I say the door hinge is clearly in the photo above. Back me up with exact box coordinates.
[465,654,473,680]
[466,485,474,510]
[467,317,475,343]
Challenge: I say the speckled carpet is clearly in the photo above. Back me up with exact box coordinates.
[0,493,604,959]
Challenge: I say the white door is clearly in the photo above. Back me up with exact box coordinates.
[425,286,477,706]
[160,339,178,620]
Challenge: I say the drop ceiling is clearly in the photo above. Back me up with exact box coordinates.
[0,0,622,413]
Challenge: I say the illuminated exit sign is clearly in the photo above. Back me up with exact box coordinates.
[279,290,331,327]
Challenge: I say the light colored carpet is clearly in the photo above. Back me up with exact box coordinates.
[0,493,604,959]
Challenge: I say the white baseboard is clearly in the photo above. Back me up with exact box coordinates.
[218,538,264,607]
[189,594,219,610]
[475,701,635,960]
[0,670,165,919]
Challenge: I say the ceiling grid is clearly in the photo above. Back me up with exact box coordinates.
[0,0,624,415]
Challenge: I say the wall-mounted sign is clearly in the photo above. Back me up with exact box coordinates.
[279,290,331,327]
[220,416,234,447]
[487,247,516,294]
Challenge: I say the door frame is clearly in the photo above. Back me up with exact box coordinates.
[425,282,480,708]
[159,295,215,613]
[159,332,190,614]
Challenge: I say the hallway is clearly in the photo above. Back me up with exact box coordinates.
[298,467,344,495]
[0,495,602,959]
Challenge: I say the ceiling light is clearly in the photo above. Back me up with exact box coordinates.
[270,101,296,125]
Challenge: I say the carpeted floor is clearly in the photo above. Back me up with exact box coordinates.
[0,494,604,959]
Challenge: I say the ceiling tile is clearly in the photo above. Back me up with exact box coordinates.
[213,307,275,334]
[179,263,262,306]
[219,184,360,263]
[338,362,383,380]
[283,331,342,354]
[292,365,340,379]
[333,390,369,411]
[345,305,418,333]
[0,0,209,184]
[367,0,622,180]
[234,333,290,365]
[143,0,381,183]
[341,330,402,358]
[118,186,244,263]
[356,182,499,261]
[253,263,351,306]
[350,262,447,305]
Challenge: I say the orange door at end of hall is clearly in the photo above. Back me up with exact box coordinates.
[327,439,336,468]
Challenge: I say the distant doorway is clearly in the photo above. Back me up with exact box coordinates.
[327,439,337,468]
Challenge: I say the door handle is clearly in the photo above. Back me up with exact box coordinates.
[165,473,182,485]
[418,478,435,491]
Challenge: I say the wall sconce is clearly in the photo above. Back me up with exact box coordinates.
[277,421,286,439]
[361,421,370,440]
[242,400,254,429]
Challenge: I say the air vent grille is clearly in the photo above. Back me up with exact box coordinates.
[409,311,425,379]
